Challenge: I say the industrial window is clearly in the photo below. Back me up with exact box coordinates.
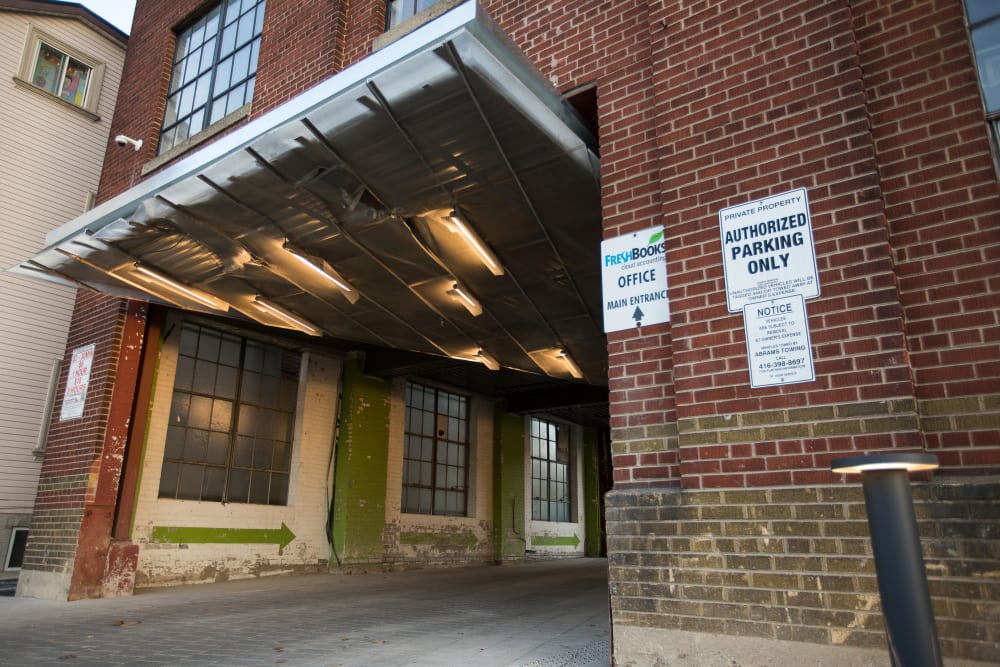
[531,417,571,522]
[16,27,106,114]
[402,382,469,516]
[967,1,1000,153]
[159,323,299,505]
[386,0,441,29]
[159,0,266,154]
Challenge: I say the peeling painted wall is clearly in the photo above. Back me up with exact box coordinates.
[130,317,342,587]
[582,427,602,558]
[493,406,526,560]
[331,356,391,566]
[128,334,596,585]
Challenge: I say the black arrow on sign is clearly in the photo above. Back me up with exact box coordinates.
[632,306,644,326]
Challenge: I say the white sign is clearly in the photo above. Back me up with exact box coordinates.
[744,296,815,387]
[60,343,96,421]
[601,226,670,332]
[719,187,819,312]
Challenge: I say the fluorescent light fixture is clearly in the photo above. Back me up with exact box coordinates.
[558,349,583,379]
[252,296,323,336]
[448,282,483,316]
[477,348,500,371]
[55,247,231,313]
[527,347,585,380]
[132,265,230,312]
[282,243,360,304]
[452,347,500,371]
[448,210,504,276]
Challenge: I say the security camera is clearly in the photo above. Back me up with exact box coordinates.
[115,134,143,151]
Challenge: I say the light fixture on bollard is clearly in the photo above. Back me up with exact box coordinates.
[830,452,942,667]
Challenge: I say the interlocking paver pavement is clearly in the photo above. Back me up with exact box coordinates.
[0,558,609,666]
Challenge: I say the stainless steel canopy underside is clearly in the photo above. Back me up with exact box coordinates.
[14,2,607,417]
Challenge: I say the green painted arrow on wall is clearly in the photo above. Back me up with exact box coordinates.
[151,523,296,549]
[531,534,581,548]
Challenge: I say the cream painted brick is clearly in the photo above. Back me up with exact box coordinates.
[131,315,342,587]
[383,378,494,564]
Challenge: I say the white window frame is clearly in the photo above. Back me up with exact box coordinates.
[4,527,29,571]
[529,417,575,523]
[15,26,106,118]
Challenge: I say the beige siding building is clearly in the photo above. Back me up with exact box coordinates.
[0,1,125,576]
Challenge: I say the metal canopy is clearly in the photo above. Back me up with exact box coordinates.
[13,1,607,414]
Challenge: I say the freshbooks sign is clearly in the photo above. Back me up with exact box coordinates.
[601,225,669,333]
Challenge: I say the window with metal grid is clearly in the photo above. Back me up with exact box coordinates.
[159,0,266,154]
[531,417,570,522]
[402,382,469,516]
[158,322,299,505]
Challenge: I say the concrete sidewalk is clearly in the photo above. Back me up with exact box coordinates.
[0,558,610,666]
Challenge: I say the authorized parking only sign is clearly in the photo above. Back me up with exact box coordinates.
[601,226,669,332]
[719,188,819,312]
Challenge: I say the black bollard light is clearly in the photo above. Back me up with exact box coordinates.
[830,453,942,667]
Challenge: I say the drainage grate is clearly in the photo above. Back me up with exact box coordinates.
[519,638,610,667]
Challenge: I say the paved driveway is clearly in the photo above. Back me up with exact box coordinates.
[0,559,609,666]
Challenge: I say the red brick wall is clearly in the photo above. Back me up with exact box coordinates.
[855,0,1000,468]
[603,1,925,488]
[23,292,130,574]
[253,0,348,113]
[342,0,387,67]
[491,0,999,490]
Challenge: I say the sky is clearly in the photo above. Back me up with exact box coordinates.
[70,0,136,34]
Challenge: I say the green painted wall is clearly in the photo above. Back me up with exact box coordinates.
[582,427,602,557]
[331,357,391,566]
[492,405,526,560]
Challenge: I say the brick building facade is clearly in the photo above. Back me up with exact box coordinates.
[13,0,1000,664]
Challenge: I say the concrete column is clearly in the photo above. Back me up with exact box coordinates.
[330,356,391,566]
[492,406,526,560]
[582,427,603,557]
